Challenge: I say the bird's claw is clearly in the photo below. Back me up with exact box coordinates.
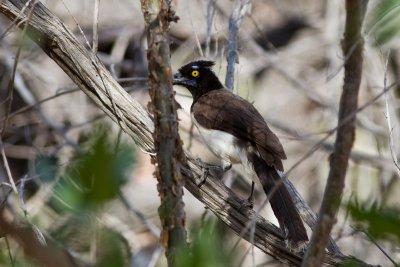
[238,198,254,210]
[195,158,231,187]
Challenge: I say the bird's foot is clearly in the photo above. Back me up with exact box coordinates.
[238,181,255,210]
[285,239,308,254]
[195,158,232,187]
[238,198,254,210]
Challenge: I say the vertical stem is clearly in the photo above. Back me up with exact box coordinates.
[205,0,215,58]
[225,0,251,90]
[92,0,100,54]
[225,0,240,90]
[301,0,367,266]
[139,1,187,266]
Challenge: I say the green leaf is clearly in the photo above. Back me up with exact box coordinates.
[365,0,400,46]
[348,201,400,243]
[50,215,130,267]
[95,228,130,267]
[49,125,136,213]
[176,220,233,267]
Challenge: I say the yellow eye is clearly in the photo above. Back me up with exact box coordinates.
[191,70,199,77]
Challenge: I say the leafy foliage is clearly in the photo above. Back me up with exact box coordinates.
[176,220,233,267]
[42,126,136,213]
[365,0,400,46]
[32,126,136,265]
[348,200,400,244]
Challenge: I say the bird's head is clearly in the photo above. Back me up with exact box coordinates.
[173,60,224,99]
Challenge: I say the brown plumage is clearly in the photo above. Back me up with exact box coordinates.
[173,60,308,247]
[192,90,286,171]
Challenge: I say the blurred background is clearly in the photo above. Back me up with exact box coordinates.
[1,0,400,266]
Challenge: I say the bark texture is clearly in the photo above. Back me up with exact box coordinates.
[301,0,367,266]
[140,1,187,265]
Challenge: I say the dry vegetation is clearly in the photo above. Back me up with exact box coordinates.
[0,0,399,266]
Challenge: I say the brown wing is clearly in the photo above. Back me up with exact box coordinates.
[192,89,286,171]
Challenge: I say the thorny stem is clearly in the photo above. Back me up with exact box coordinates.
[140,1,187,266]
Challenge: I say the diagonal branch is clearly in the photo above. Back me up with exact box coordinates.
[0,1,374,266]
[0,213,86,267]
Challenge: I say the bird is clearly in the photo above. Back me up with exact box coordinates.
[173,60,308,247]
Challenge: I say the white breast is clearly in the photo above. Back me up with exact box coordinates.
[191,113,251,168]
[191,114,266,186]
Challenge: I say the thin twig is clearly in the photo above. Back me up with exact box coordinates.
[186,1,203,57]
[236,13,387,137]
[92,0,100,53]
[0,3,80,150]
[362,230,399,267]
[1,0,37,137]
[286,76,399,176]
[185,120,195,151]
[147,246,163,267]
[383,50,400,177]
[2,76,147,122]
[205,0,215,58]
[0,213,87,267]
[0,136,17,193]
[118,191,160,237]
[0,0,34,41]
[5,236,14,267]
[60,0,92,49]
[17,175,46,245]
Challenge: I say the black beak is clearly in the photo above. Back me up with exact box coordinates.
[173,72,187,86]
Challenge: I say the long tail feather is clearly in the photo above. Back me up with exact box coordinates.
[249,153,308,247]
